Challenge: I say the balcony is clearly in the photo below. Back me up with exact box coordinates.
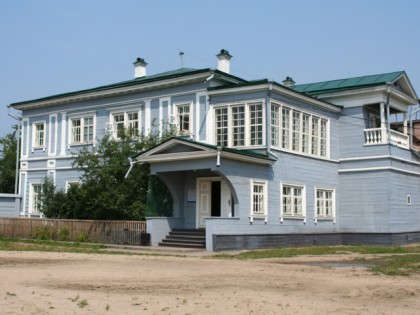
[364,128,409,149]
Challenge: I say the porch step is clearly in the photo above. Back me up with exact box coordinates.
[159,229,206,249]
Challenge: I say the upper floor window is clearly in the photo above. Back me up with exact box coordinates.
[176,104,191,134]
[70,116,94,144]
[214,101,264,148]
[111,111,140,139]
[32,122,45,148]
[271,102,329,158]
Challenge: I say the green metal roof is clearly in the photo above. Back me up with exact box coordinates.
[291,71,405,96]
[11,68,248,107]
[133,136,277,162]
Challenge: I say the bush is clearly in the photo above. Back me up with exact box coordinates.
[31,226,58,240]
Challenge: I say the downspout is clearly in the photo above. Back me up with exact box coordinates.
[266,83,273,156]
[124,157,135,179]
[7,106,21,195]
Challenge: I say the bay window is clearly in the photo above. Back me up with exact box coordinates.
[271,102,329,158]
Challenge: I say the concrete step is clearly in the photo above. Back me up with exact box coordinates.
[159,229,206,249]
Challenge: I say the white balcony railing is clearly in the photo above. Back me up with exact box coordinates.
[364,128,409,149]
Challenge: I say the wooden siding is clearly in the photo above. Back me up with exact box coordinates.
[0,195,20,218]
[0,218,146,245]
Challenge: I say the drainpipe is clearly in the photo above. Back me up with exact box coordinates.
[7,106,21,195]
[265,83,273,156]
[124,157,135,179]
[216,146,221,167]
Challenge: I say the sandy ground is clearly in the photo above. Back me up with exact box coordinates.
[0,250,420,315]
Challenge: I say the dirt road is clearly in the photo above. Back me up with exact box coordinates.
[1,251,419,314]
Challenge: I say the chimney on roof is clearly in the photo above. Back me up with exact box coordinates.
[282,76,295,87]
[133,57,147,78]
[217,49,232,74]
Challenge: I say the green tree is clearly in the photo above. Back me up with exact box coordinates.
[0,128,18,193]
[41,129,174,220]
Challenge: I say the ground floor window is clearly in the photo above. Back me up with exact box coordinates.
[31,184,42,213]
[281,183,306,221]
[315,188,335,222]
[250,179,267,221]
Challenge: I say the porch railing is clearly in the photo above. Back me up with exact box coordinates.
[364,128,409,149]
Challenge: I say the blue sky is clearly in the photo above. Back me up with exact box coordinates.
[1,0,420,138]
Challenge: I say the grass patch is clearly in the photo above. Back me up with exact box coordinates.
[213,245,420,276]
[213,245,420,260]
[369,254,420,276]
[0,237,109,254]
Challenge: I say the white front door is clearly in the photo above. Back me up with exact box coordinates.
[198,180,211,228]
[197,178,232,228]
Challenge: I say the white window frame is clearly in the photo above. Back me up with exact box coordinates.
[69,115,95,145]
[29,183,42,214]
[110,110,141,139]
[32,121,46,151]
[314,187,336,223]
[174,103,193,135]
[213,100,265,148]
[271,101,330,158]
[66,180,81,193]
[280,182,306,223]
[249,179,268,222]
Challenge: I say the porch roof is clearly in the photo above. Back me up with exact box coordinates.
[132,137,277,166]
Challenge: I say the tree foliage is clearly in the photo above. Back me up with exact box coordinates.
[40,130,174,220]
[0,128,18,194]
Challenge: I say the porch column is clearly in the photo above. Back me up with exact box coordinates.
[380,102,386,142]
[403,113,408,135]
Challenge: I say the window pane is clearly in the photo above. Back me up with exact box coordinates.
[84,117,94,142]
[232,106,245,146]
[127,112,139,137]
[215,107,228,147]
[249,103,263,146]
[114,113,125,137]
[292,111,301,151]
[177,105,190,132]
[271,104,280,147]
[282,107,290,149]
[71,119,81,143]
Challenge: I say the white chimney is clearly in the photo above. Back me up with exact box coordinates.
[133,57,147,78]
[217,49,232,74]
[282,76,296,87]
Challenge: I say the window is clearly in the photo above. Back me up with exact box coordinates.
[311,117,319,156]
[66,181,80,192]
[281,107,290,149]
[111,111,140,139]
[232,105,245,146]
[271,104,280,147]
[33,123,45,148]
[292,111,301,151]
[31,184,42,213]
[176,104,191,134]
[271,102,329,158]
[70,116,94,144]
[302,114,310,153]
[316,189,334,218]
[281,183,305,219]
[249,103,263,145]
[213,102,264,148]
[215,107,228,147]
[250,180,267,219]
